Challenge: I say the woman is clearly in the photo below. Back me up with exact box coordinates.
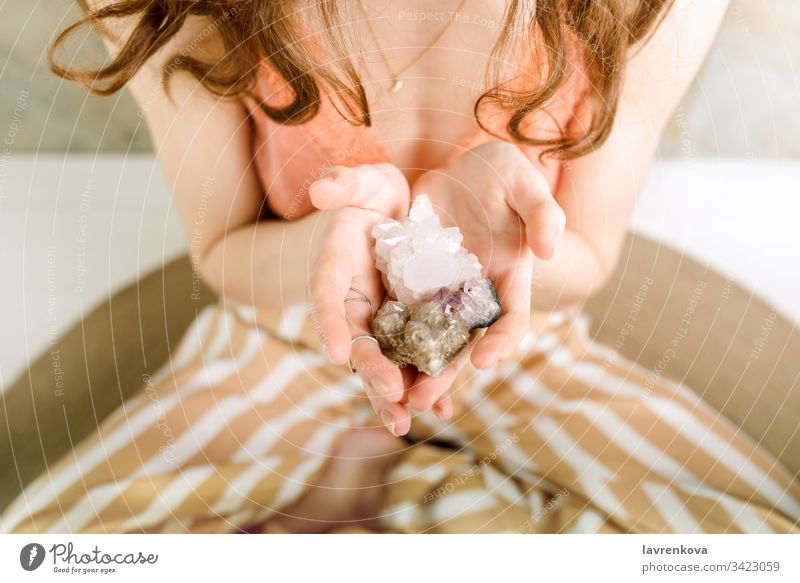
[3,0,798,533]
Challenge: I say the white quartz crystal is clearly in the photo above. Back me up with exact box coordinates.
[372,195,483,304]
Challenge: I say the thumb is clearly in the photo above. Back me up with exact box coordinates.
[308,164,410,216]
[508,164,566,260]
[307,165,358,211]
[523,200,566,260]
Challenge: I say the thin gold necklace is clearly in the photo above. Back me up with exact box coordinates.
[357,0,468,93]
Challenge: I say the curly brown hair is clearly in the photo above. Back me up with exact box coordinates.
[50,0,672,159]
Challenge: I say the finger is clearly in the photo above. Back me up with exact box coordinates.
[348,317,411,436]
[524,200,567,260]
[508,164,567,260]
[357,372,410,437]
[308,164,409,215]
[399,364,416,405]
[359,374,410,437]
[349,330,405,404]
[347,293,414,436]
[471,251,534,369]
[433,395,454,421]
[307,166,356,210]
[375,402,411,437]
[471,311,528,369]
[407,348,471,412]
[311,211,376,364]
[310,268,352,365]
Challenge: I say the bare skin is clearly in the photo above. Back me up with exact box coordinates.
[88,0,729,530]
[271,428,406,533]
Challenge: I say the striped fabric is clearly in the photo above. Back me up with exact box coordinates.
[2,302,798,534]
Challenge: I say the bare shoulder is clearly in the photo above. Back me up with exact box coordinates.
[77,0,227,91]
[622,0,730,118]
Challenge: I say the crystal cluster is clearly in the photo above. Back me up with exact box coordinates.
[373,195,482,304]
[372,301,470,378]
[371,195,502,376]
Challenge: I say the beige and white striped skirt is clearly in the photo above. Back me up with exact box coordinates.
[2,302,798,533]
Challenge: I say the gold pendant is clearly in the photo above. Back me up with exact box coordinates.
[390,78,404,93]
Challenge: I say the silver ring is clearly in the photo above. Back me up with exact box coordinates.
[348,334,380,374]
[344,287,373,312]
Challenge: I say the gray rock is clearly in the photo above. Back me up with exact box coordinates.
[372,279,501,376]
[373,300,470,377]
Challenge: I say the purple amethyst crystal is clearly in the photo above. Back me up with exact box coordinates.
[432,287,463,316]
[457,278,502,329]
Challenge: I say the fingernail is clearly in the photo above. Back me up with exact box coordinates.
[310,176,335,191]
[379,410,397,436]
[433,401,446,421]
[371,379,391,397]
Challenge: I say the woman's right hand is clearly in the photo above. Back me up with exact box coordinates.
[308,163,414,436]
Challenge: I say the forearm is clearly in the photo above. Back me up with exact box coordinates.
[530,228,612,310]
[529,0,729,309]
[197,210,333,308]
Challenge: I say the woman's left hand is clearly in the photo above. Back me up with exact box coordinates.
[405,141,566,415]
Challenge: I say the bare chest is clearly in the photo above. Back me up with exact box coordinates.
[351,1,507,174]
